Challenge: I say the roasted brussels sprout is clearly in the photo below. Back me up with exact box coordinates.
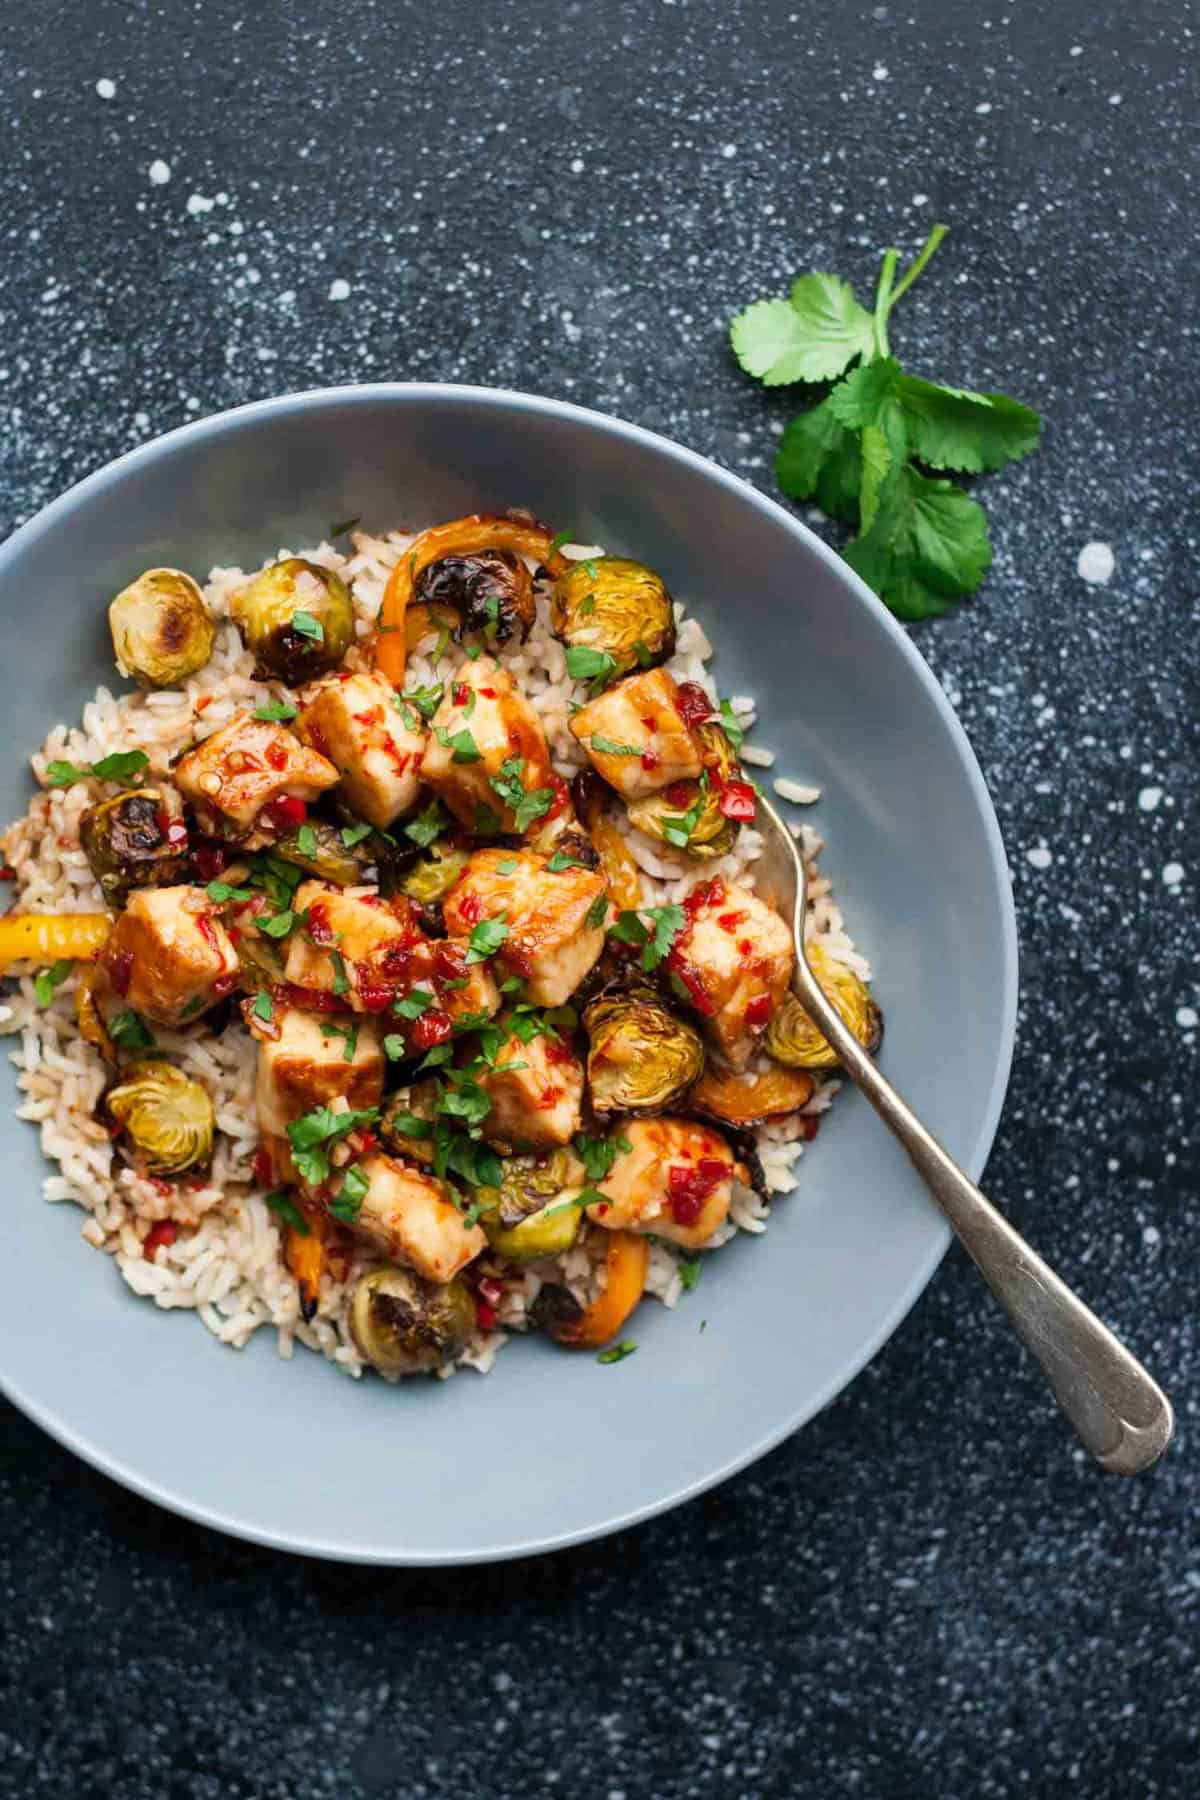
[230,558,355,682]
[105,1058,215,1175]
[109,568,215,689]
[765,941,883,1072]
[398,840,472,904]
[379,1085,439,1161]
[80,787,189,907]
[348,1265,476,1376]
[688,1060,815,1128]
[550,556,676,679]
[414,551,535,645]
[625,722,740,860]
[583,986,704,1117]
[475,1150,585,1262]
[273,819,367,887]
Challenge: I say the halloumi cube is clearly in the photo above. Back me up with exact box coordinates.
[420,655,558,834]
[586,1116,737,1249]
[477,1020,584,1150]
[569,667,703,801]
[345,1152,486,1283]
[296,671,424,829]
[668,877,795,1066]
[282,883,420,1012]
[255,1007,385,1139]
[173,712,338,841]
[442,847,609,1007]
[97,884,239,1025]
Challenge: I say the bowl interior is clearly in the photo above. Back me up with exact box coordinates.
[0,387,1016,1562]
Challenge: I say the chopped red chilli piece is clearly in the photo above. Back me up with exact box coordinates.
[718,780,757,822]
[640,715,658,731]
[357,981,395,1014]
[664,781,694,807]
[194,911,220,952]
[306,902,335,947]
[264,794,308,830]
[667,1157,728,1225]
[0,866,14,880]
[457,891,484,926]
[745,993,772,1028]
[411,1008,453,1049]
[107,947,134,997]
[674,681,714,727]
[192,842,229,881]
[143,1220,178,1262]
[253,1145,275,1187]
[478,687,497,699]
[265,740,289,771]
[667,956,716,1015]
[716,910,750,933]
[640,750,661,772]
[453,682,469,705]
[475,1300,499,1330]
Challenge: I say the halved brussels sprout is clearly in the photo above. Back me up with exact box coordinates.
[765,941,883,1072]
[583,986,704,1117]
[414,550,535,644]
[109,568,215,689]
[550,556,676,679]
[230,558,354,682]
[625,722,740,860]
[105,1058,215,1175]
[475,1150,584,1263]
[398,841,472,904]
[688,1060,815,1128]
[273,819,367,886]
[348,1265,477,1376]
[80,787,189,907]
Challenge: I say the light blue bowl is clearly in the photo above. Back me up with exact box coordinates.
[0,386,1017,1563]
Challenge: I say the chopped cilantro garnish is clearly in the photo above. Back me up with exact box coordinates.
[466,914,509,963]
[400,682,445,722]
[496,857,519,875]
[206,879,252,903]
[590,735,639,757]
[290,610,324,642]
[718,698,745,753]
[254,699,298,723]
[45,749,150,788]
[266,1190,309,1233]
[404,799,445,848]
[252,990,274,1022]
[584,890,610,929]
[392,988,433,1020]
[596,1340,637,1365]
[678,1256,702,1292]
[573,1132,633,1183]
[330,948,350,996]
[259,909,297,939]
[108,1010,155,1049]
[434,726,481,764]
[547,849,588,871]
[565,645,616,684]
[340,820,374,848]
[321,1019,360,1063]
[33,961,72,1007]
[328,1162,370,1222]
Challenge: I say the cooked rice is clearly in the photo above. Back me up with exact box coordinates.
[1,527,870,1381]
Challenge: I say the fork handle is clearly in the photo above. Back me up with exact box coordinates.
[794,968,1173,1474]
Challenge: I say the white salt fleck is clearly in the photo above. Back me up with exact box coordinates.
[133,410,149,429]
[328,278,351,301]
[1077,541,1114,585]
[187,193,215,215]
[912,191,929,205]
[570,157,585,174]
[873,64,889,80]
[95,77,116,100]
[1143,1226,1161,1248]
[721,143,737,159]
[975,101,993,114]
[1176,1006,1198,1030]
[148,159,171,186]
[1162,862,1184,886]
[1026,845,1053,871]
[1137,786,1162,812]
[1070,44,1083,55]
[1109,92,1122,105]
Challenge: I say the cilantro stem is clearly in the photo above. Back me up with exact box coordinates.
[871,249,899,359]
[885,222,949,313]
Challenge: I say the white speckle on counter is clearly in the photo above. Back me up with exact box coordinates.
[328,278,350,301]
[1162,862,1184,887]
[873,64,889,81]
[975,101,993,114]
[912,191,929,205]
[1176,1006,1198,1030]
[1077,541,1115,585]
[1143,1225,1161,1248]
[1026,845,1053,871]
[570,157,585,174]
[148,159,171,186]
[1137,786,1163,812]
[721,143,737,159]
[1109,93,1123,105]
[186,193,215,215]
[95,77,116,100]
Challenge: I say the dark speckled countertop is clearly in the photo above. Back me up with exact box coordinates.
[0,2,1195,1795]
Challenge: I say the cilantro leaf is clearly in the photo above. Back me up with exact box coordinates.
[607,909,648,948]
[843,464,992,621]
[252,990,274,1022]
[340,820,373,848]
[33,961,73,1007]
[565,645,616,684]
[894,375,1042,474]
[254,699,298,722]
[404,799,445,848]
[329,1163,369,1222]
[206,879,252,903]
[466,914,509,963]
[730,273,875,385]
[392,987,433,1020]
[573,1132,633,1184]
[596,1339,637,1365]
[266,1190,309,1233]
[590,735,639,757]
[290,610,324,643]
[585,890,609,929]
[643,902,686,970]
[45,749,151,788]
[547,849,588,872]
[717,700,745,754]
[678,1256,702,1292]
[108,1010,155,1049]
[435,726,481,764]
[401,682,445,722]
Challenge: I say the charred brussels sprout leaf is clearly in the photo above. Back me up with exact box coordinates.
[80,787,189,907]
[688,1060,816,1128]
[550,557,676,681]
[765,940,883,1072]
[414,551,536,645]
[583,986,705,1117]
[348,1266,476,1375]
[230,558,355,682]
[105,1058,215,1175]
[625,724,742,859]
[272,818,368,886]
[474,1150,585,1263]
[398,840,472,905]
[108,568,215,689]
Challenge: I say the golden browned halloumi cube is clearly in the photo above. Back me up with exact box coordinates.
[388,936,501,1050]
[477,1020,585,1150]
[586,1116,738,1250]
[569,667,703,802]
[296,671,424,829]
[254,1006,385,1139]
[96,885,240,1025]
[668,877,795,1067]
[282,883,421,1012]
[173,711,338,842]
[342,1152,486,1282]
[419,655,559,834]
[441,847,609,1007]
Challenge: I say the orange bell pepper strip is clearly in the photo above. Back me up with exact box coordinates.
[0,913,110,972]
[374,514,569,686]
[282,1193,328,1323]
[556,1231,649,1349]
[576,775,643,911]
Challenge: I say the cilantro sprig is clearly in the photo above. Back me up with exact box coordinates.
[44,749,150,788]
[730,225,1041,620]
